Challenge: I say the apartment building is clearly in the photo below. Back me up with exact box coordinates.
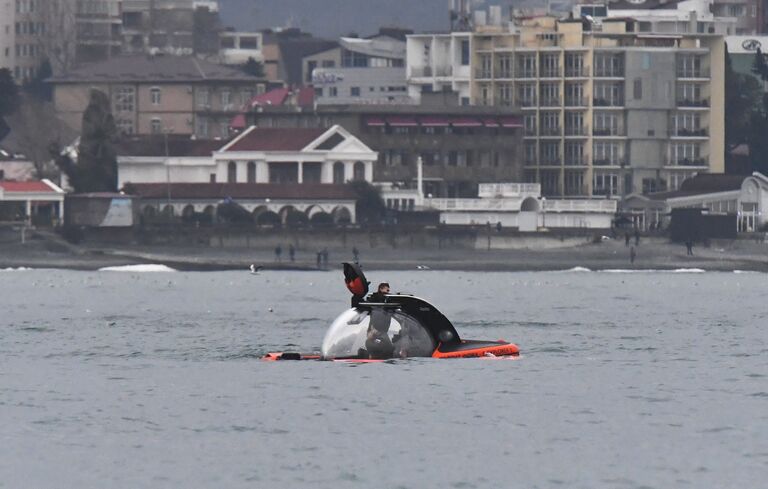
[0,1,14,74]
[407,16,725,197]
[50,55,266,138]
[302,29,410,105]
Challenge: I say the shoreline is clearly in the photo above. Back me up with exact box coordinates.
[2,237,767,272]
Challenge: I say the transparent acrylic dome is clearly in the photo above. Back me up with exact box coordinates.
[321,307,437,360]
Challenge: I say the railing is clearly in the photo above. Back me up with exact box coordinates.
[593,158,624,166]
[540,97,560,107]
[594,68,624,77]
[670,157,708,167]
[593,97,624,107]
[593,128,624,136]
[565,67,589,77]
[540,157,562,165]
[671,128,708,137]
[410,66,432,77]
[434,66,453,77]
[565,97,587,107]
[497,69,514,78]
[524,127,537,136]
[565,155,586,166]
[475,69,492,79]
[544,199,617,212]
[541,68,561,78]
[565,126,587,136]
[677,68,710,78]
[478,183,541,198]
[518,97,537,107]
[516,69,537,78]
[540,126,562,136]
[424,198,526,212]
[677,98,710,108]
[410,66,453,77]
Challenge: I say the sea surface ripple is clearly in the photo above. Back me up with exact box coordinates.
[1,268,766,488]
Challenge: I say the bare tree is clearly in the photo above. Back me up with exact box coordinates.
[5,93,76,179]
[38,0,78,74]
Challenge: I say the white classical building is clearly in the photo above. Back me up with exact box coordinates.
[117,125,378,224]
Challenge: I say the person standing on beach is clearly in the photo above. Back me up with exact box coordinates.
[630,246,637,264]
[288,244,295,262]
[634,228,640,246]
[625,232,630,246]
[316,251,322,269]
[322,248,329,268]
[685,240,694,256]
[352,246,360,263]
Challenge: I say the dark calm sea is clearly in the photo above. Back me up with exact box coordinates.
[1,267,766,488]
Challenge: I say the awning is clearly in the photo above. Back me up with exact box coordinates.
[420,116,450,127]
[387,116,419,127]
[450,117,483,127]
[482,118,500,127]
[365,116,386,127]
[500,117,524,128]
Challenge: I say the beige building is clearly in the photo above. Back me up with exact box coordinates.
[407,16,726,198]
[50,55,266,138]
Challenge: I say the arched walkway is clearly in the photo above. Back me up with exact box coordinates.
[353,161,365,181]
[521,197,540,212]
[332,206,352,224]
[182,204,195,221]
[333,161,345,184]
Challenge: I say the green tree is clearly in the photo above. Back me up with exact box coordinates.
[0,68,20,116]
[57,89,118,192]
[348,180,386,226]
[241,57,264,78]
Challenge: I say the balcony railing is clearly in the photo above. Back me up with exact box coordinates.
[497,69,514,78]
[594,68,624,77]
[671,128,708,137]
[565,67,589,77]
[524,127,537,136]
[518,97,537,107]
[593,97,624,107]
[565,155,586,166]
[478,183,541,198]
[541,68,561,78]
[676,98,710,108]
[565,97,587,107]
[476,68,492,79]
[540,126,562,136]
[411,66,453,77]
[544,199,618,212]
[565,126,587,136]
[410,66,432,77]
[540,157,562,165]
[670,157,708,167]
[593,158,625,166]
[516,69,537,78]
[593,128,624,137]
[677,68,710,78]
[540,97,560,107]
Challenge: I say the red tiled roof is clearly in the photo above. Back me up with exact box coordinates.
[0,180,57,192]
[116,136,225,157]
[124,183,357,201]
[249,87,291,107]
[224,127,327,152]
[296,86,315,107]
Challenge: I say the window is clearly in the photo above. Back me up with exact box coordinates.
[150,87,161,105]
[247,161,256,183]
[227,161,237,183]
[350,86,361,97]
[150,118,162,134]
[116,118,134,135]
[540,142,559,164]
[306,60,317,82]
[540,54,559,77]
[517,54,536,77]
[524,142,537,164]
[221,90,232,109]
[196,117,208,137]
[353,162,366,181]
[565,52,584,77]
[321,60,335,68]
[329,87,338,97]
[565,82,584,106]
[113,87,135,112]
[460,39,470,65]
[540,111,560,135]
[633,78,642,100]
[594,112,620,136]
[540,82,559,106]
[197,88,210,107]
[565,142,584,166]
[210,173,216,183]
[517,83,536,106]
[593,141,622,165]
[593,173,619,196]
[333,162,345,183]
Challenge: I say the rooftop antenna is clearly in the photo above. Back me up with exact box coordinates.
[450,0,473,31]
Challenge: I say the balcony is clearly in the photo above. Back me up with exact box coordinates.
[540,157,562,166]
[475,68,492,79]
[593,128,625,137]
[671,128,708,138]
[541,68,561,78]
[410,66,432,77]
[565,155,586,166]
[544,199,618,213]
[497,69,514,79]
[540,126,562,136]
[524,127,537,136]
[593,97,624,107]
[565,126,587,136]
[677,68,710,79]
[594,68,624,78]
[565,97,588,107]
[516,69,537,79]
[670,157,708,167]
[518,97,537,107]
[540,97,560,107]
[676,98,710,108]
[593,158,624,166]
[565,67,589,78]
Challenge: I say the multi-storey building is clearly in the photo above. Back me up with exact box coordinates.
[407,16,725,197]
[50,55,266,137]
[0,1,14,74]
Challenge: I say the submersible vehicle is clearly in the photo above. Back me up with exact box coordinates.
[263,263,520,362]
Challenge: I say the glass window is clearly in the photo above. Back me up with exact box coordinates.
[460,39,470,65]
[150,87,161,105]
[113,87,135,112]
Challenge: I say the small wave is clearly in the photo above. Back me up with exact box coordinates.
[672,268,706,273]
[734,270,759,274]
[562,266,592,273]
[99,264,177,272]
[1,267,33,271]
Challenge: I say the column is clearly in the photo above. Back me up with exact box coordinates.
[297,161,303,184]
[256,161,269,183]
[364,161,373,182]
[25,200,32,224]
[59,200,65,225]
[321,161,333,183]
[344,161,353,182]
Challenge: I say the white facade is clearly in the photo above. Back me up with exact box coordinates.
[217,31,263,65]
[118,125,378,188]
[406,32,472,105]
